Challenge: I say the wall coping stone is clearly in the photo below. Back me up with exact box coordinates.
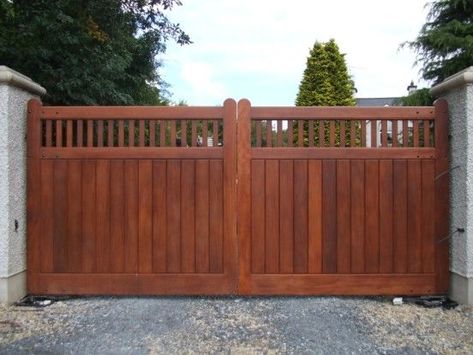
[0,66,46,96]
[431,66,473,97]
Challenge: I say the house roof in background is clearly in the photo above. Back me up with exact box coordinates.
[356,97,399,106]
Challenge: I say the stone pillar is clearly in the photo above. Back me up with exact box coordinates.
[431,67,473,304]
[0,66,46,303]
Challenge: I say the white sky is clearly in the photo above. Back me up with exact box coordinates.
[161,0,430,105]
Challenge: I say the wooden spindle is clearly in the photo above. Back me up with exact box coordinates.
[191,121,197,146]
[202,120,208,147]
[139,120,145,147]
[128,120,135,147]
[107,120,113,147]
[308,120,314,147]
[66,120,73,147]
[119,120,124,147]
[361,120,366,147]
[213,120,218,146]
[266,120,273,147]
[160,121,166,147]
[149,121,156,147]
[370,120,377,147]
[392,120,398,147]
[350,120,356,147]
[46,120,52,147]
[87,120,94,147]
[403,120,409,147]
[97,120,104,147]
[277,120,283,147]
[423,119,430,147]
[319,120,324,147]
[381,120,388,147]
[181,120,187,147]
[298,120,304,147]
[56,120,63,147]
[256,121,262,147]
[171,120,177,147]
[288,120,293,147]
[340,120,346,147]
[329,121,335,147]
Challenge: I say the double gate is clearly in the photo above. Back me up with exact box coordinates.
[27,98,449,295]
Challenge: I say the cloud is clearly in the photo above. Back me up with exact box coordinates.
[161,0,430,105]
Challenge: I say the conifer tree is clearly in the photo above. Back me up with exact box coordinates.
[405,0,473,84]
[295,39,355,106]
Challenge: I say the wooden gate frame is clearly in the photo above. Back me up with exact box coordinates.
[26,98,449,296]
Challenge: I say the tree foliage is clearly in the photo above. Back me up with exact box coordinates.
[0,0,189,105]
[295,39,355,106]
[405,0,473,84]
[394,88,434,106]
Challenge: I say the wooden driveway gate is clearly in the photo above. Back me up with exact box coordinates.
[27,98,449,295]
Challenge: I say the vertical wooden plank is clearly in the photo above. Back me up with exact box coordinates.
[27,99,42,291]
[350,160,365,273]
[153,160,167,273]
[337,160,351,273]
[124,161,138,273]
[294,160,308,273]
[308,160,322,273]
[202,120,208,147]
[393,160,408,273]
[166,160,181,272]
[46,120,52,147]
[107,120,113,147]
[319,120,324,147]
[370,120,377,148]
[266,120,273,147]
[277,120,283,147]
[308,121,314,147]
[110,160,125,273]
[279,160,294,273]
[422,160,435,273]
[96,160,111,272]
[238,99,252,293]
[381,120,388,147]
[56,120,63,147]
[265,160,279,273]
[322,160,337,273]
[434,99,449,292]
[128,120,135,147]
[413,120,420,147]
[379,160,394,273]
[149,121,156,147]
[191,121,197,147]
[340,121,346,147]
[67,160,82,272]
[87,120,93,147]
[297,120,304,147]
[66,120,73,147]
[76,120,83,147]
[181,160,195,273]
[392,120,398,147]
[195,160,210,272]
[40,161,54,273]
[403,120,409,147]
[209,160,224,273]
[288,120,293,147]
[82,161,96,273]
[407,160,422,273]
[365,160,379,273]
[139,160,153,273]
[118,120,124,147]
[139,120,145,147]
[223,99,238,285]
[53,161,68,272]
[329,121,335,146]
[97,120,104,147]
[251,160,265,273]
[160,121,166,147]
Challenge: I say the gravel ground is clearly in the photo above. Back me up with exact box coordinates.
[0,296,472,354]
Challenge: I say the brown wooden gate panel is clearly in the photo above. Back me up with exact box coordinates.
[27,99,238,295]
[27,98,449,296]
[237,99,449,295]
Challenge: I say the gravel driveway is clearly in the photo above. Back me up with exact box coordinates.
[0,296,472,354]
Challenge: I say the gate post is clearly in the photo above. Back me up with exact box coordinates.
[0,67,45,303]
[431,67,473,304]
[237,99,251,294]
